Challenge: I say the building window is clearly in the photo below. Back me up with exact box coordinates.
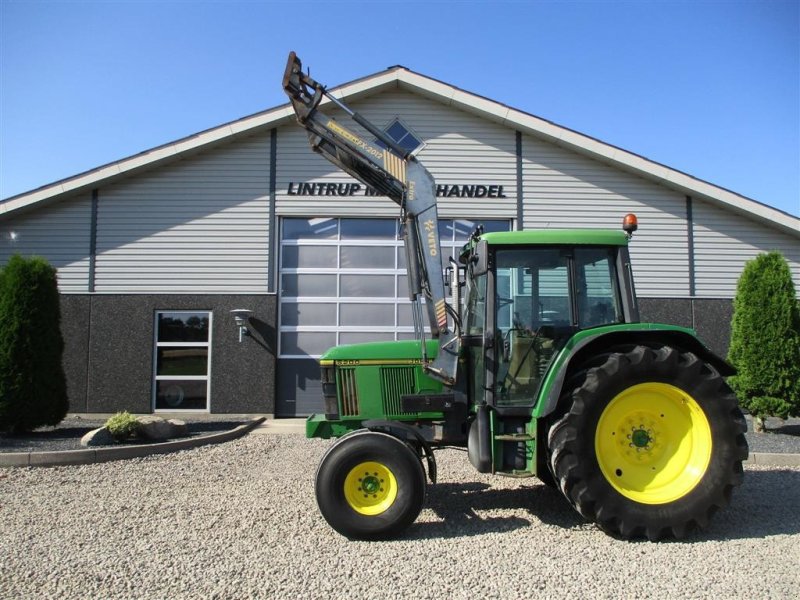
[153,311,211,411]
[375,118,424,154]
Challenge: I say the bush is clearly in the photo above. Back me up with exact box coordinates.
[746,396,793,421]
[727,251,800,423]
[105,411,140,441]
[0,255,69,433]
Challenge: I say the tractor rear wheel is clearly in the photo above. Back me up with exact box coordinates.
[548,344,748,540]
[315,430,426,540]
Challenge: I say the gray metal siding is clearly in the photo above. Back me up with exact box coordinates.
[521,135,691,298]
[0,195,92,292]
[274,91,800,300]
[95,134,271,293]
[276,126,398,217]
[276,90,517,219]
[4,88,796,306]
[693,199,800,297]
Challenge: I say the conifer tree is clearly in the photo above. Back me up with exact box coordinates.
[0,255,69,432]
[727,251,800,427]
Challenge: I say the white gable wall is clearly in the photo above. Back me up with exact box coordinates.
[1,88,797,300]
[95,133,270,293]
[0,194,92,292]
[276,90,518,219]
[276,123,398,218]
[693,199,800,297]
[521,135,692,298]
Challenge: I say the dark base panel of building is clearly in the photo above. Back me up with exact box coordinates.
[59,294,277,415]
[638,297,734,357]
[56,295,731,417]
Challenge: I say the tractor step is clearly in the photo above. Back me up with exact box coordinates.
[496,470,536,478]
[494,433,535,442]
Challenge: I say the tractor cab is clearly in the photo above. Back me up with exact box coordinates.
[460,229,638,415]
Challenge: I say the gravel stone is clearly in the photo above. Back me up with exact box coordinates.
[1,434,798,599]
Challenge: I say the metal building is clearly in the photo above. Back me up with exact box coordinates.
[1,65,798,417]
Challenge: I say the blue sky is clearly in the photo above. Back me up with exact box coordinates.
[1,0,798,217]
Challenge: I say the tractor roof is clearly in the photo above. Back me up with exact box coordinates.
[480,229,629,246]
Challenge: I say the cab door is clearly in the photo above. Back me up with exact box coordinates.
[463,272,489,407]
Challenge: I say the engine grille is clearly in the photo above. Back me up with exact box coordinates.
[337,368,359,416]
[380,366,418,416]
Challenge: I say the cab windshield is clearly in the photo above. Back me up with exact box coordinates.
[494,246,623,406]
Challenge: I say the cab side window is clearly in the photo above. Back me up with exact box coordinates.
[574,248,623,328]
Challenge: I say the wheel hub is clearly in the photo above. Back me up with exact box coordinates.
[615,415,664,464]
[359,474,383,496]
[630,427,652,449]
[344,461,398,516]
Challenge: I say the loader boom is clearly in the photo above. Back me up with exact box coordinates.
[282,52,458,384]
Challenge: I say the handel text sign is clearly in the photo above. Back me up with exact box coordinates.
[286,182,508,199]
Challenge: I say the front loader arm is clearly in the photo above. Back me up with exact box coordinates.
[282,52,459,385]
[282,52,408,201]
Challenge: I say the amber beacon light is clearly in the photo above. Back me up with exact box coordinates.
[622,213,639,238]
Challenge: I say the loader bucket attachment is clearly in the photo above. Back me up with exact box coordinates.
[282,51,324,122]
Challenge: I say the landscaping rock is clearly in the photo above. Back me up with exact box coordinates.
[80,427,115,447]
[136,416,174,441]
[167,419,189,437]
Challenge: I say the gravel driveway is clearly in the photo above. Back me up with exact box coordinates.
[2,433,798,599]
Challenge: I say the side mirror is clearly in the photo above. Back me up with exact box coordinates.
[472,239,489,276]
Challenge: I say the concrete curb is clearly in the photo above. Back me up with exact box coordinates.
[3,417,799,468]
[250,418,306,435]
[745,453,800,467]
[0,416,266,469]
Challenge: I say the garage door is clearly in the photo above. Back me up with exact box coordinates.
[276,217,509,416]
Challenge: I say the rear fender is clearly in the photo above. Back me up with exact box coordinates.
[534,326,735,420]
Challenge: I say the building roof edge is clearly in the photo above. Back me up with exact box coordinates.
[2,63,797,237]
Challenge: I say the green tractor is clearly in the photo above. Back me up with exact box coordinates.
[283,52,748,541]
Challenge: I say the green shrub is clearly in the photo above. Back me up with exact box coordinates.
[727,251,800,422]
[0,255,69,433]
[105,411,140,441]
[746,396,793,421]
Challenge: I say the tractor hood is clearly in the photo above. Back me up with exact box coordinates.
[319,339,440,365]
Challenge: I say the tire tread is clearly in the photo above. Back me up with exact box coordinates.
[548,344,748,540]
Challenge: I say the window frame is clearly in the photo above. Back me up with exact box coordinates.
[573,247,625,329]
[374,118,426,155]
[152,310,212,413]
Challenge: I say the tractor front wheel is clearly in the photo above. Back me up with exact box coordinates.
[315,430,426,540]
[548,344,748,540]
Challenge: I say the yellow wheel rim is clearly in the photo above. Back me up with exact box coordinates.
[595,382,712,505]
[344,461,398,516]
